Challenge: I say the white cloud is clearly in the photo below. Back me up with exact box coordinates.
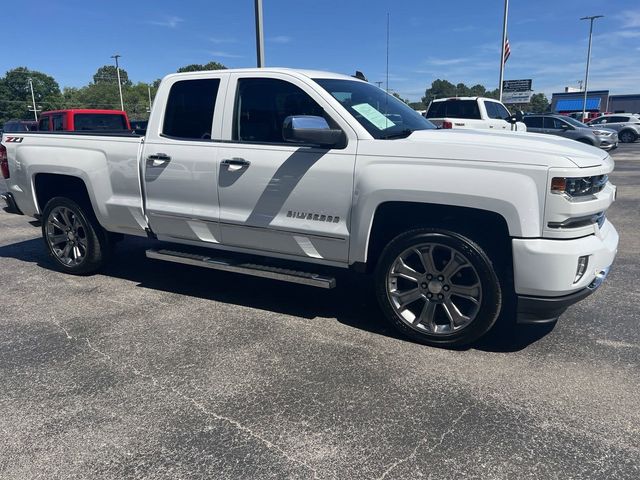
[147,16,184,28]
[269,35,292,44]
[424,57,469,66]
[618,10,640,28]
[209,37,237,44]
[208,50,243,59]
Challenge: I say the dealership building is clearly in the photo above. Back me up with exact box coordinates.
[550,90,640,115]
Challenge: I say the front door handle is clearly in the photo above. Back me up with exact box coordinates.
[221,158,251,171]
[147,153,171,167]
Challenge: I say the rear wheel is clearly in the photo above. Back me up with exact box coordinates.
[619,129,638,143]
[42,197,109,275]
[375,228,502,347]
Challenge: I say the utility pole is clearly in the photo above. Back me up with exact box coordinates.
[111,54,125,111]
[580,15,604,122]
[27,78,39,121]
[498,0,509,101]
[386,13,390,93]
[254,0,265,67]
[374,81,384,88]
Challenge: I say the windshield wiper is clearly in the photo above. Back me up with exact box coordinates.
[379,129,414,140]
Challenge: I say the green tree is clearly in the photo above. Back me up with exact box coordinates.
[422,79,457,104]
[177,61,226,73]
[525,93,549,113]
[0,67,63,124]
[93,65,131,86]
[408,101,426,110]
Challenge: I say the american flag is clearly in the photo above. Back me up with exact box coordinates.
[503,37,511,64]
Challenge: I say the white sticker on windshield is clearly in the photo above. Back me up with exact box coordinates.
[352,103,396,130]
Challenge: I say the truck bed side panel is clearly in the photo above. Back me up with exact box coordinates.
[5,134,147,236]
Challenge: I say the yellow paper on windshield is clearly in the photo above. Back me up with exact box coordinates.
[352,103,395,130]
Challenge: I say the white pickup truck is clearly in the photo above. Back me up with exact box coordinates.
[0,68,618,347]
[425,96,527,132]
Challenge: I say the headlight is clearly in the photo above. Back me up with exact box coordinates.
[551,175,608,197]
[592,130,611,136]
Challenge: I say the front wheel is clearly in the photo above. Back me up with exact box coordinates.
[41,197,109,275]
[375,229,502,347]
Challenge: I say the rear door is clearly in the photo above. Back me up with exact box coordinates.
[143,73,229,244]
[215,73,357,263]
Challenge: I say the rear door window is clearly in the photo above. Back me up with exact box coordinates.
[523,117,543,128]
[484,101,499,119]
[52,114,65,131]
[162,78,221,140]
[609,116,629,123]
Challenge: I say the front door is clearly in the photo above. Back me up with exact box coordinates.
[143,74,228,244]
[216,74,357,263]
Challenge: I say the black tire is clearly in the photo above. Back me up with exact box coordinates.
[619,129,638,143]
[41,196,109,275]
[374,228,502,347]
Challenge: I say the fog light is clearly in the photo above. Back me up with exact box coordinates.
[574,256,589,283]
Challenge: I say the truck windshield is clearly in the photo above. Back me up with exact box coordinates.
[314,79,435,139]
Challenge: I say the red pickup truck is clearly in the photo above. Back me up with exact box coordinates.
[37,109,131,132]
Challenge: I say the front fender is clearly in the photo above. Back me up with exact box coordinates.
[348,159,548,264]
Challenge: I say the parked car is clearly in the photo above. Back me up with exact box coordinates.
[586,114,640,143]
[424,97,527,131]
[1,68,617,348]
[37,109,130,132]
[523,114,618,151]
[3,119,38,133]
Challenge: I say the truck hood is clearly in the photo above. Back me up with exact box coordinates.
[379,129,608,168]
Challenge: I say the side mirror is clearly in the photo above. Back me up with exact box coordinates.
[560,123,571,130]
[283,115,343,147]
[508,110,524,124]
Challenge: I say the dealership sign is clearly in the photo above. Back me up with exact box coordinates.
[502,79,534,104]
[502,90,534,104]
[503,79,532,92]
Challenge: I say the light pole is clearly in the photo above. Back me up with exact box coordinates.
[110,54,125,111]
[580,15,603,122]
[27,78,39,121]
[254,0,265,67]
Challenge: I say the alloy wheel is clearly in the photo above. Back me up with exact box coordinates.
[386,242,482,335]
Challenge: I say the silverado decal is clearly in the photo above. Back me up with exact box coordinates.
[287,211,340,223]
[4,137,24,143]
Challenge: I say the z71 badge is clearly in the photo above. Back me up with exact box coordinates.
[3,137,24,143]
[287,210,340,223]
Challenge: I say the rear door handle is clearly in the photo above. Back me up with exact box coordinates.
[221,158,251,171]
[147,153,171,167]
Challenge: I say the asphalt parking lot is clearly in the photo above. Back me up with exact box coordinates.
[1,142,639,479]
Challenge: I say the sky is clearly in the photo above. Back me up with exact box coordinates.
[6,0,640,101]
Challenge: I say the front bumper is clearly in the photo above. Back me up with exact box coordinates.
[1,192,22,215]
[517,266,610,324]
[512,219,618,297]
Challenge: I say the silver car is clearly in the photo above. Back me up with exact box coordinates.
[523,114,618,151]
[587,114,640,143]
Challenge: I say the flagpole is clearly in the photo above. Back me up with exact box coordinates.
[498,0,509,101]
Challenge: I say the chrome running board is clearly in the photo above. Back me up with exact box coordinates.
[146,249,336,289]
